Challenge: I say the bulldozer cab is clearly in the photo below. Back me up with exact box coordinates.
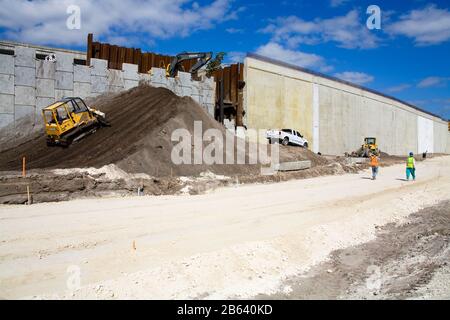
[43,102,74,135]
[365,137,377,147]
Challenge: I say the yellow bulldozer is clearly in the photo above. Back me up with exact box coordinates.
[350,137,379,157]
[42,97,109,147]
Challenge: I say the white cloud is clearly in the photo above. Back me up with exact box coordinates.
[330,0,349,8]
[387,5,450,46]
[0,0,236,47]
[386,84,411,93]
[261,10,379,49]
[255,42,332,72]
[417,77,449,88]
[333,71,374,85]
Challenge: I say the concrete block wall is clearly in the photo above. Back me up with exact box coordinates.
[0,45,216,132]
[14,47,36,129]
[0,53,15,128]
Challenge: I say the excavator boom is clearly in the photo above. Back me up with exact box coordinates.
[166,52,212,77]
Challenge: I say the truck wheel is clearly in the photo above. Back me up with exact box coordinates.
[282,137,289,146]
[303,142,308,149]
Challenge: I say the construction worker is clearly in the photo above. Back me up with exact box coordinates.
[406,152,416,181]
[369,152,379,180]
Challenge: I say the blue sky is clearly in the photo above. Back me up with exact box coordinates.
[1,0,449,119]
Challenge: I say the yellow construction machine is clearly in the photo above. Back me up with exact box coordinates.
[348,137,379,157]
[42,97,109,146]
[356,137,379,157]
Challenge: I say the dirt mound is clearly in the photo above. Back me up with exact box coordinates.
[0,85,330,177]
[279,146,330,167]
[0,85,259,176]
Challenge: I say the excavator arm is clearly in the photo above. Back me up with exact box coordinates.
[166,52,212,77]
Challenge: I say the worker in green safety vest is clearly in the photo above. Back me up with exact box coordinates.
[406,152,416,181]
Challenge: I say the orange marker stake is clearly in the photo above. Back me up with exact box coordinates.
[22,156,26,177]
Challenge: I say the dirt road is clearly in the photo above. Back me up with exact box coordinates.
[258,200,450,300]
[0,156,449,299]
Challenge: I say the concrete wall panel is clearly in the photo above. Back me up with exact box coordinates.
[0,94,14,113]
[417,116,434,154]
[181,86,192,97]
[139,73,152,85]
[74,82,91,98]
[55,52,74,72]
[433,122,447,154]
[107,69,124,87]
[36,97,54,113]
[15,105,35,122]
[14,86,35,106]
[124,79,139,90]
[55,71,74,90]
[55,89,73,101]
[447,133,450,154]
[36,60,56,79]
[178,72,191,83]
[0,113,13,129]
[150,68,166,85]
[15,66,35,87]
[107,86,123,93]
[91,59,107,77]
[317,84,418,156]
[91,75,108,93]
[36,78,55,98]
[0,74,14,94]
[312,83,320,153]
[201,89,215,106]
[0,54,14,75]
[123,63,139,80]
[15,47,35,68]
[74,65,91,83]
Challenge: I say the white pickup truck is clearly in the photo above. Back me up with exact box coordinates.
[266,129,309,148]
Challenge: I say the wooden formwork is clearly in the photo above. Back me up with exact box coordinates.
[212,63,245,126]
[86,33,244,125]
[87,33,195,73]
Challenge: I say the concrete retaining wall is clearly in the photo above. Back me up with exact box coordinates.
[0,44,215,132]
[447,132,450,154]
[244,56,448,156]
[244,58,314,151]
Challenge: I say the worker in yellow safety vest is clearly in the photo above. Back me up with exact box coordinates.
[406,152,416,181]
[369,153,379,180]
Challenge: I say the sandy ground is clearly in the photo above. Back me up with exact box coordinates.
[0,156,449,299]
[257,200,450,300]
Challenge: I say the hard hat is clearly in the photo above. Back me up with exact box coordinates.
[409,152,414,156]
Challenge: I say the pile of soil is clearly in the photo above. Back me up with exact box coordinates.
[279,146,330,167]
[0,85,246,176]
[0,85,327,177]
